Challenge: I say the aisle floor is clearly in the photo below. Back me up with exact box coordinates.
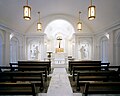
[39,68,82,96]
[39,68,120,96]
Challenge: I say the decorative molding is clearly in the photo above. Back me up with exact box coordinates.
[0,23,25,36]
[95,20,120,35]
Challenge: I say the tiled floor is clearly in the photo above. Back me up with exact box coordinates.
[47,68,73,96]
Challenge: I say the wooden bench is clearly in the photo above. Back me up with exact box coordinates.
[76,71,120,91]
[0,82,37,96]
[72,65,118,81]
[10,63,48,81]
[14,66,48,81]
[0,65,47,81]
[18,61,51,75]
[68,61,101,75]
[0,71,44,90]
[83,82,120,96]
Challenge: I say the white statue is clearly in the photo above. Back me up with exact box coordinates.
[80,45,88,59]
[30,46,39,60]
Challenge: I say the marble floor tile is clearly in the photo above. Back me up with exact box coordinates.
[47,68,73,96]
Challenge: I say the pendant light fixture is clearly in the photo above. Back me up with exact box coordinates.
[23,0,31,20]
[88,0,96,20]
[37,12,42,31]
[77,11,82,31]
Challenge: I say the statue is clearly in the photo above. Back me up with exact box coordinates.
[80,45,88,59]
[30,46,39,60]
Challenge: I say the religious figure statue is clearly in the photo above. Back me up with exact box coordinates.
[80,45,88,59]
[30,46,39,60]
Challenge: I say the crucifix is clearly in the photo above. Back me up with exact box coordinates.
[57,36,62,48]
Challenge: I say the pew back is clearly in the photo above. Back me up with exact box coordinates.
[68,61,101,74]
[18,61,51,74]
[0,71,44,89]
[77,71,120,91]
[0,83,36,96]
[84,82,120,96]
[72,65,118,81]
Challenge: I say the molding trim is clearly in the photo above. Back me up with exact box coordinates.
[0,23,24,35]
[95,20,120,35]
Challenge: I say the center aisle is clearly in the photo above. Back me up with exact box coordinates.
[47,68,73,96]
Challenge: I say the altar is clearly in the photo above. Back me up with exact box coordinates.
[52,53,67,64]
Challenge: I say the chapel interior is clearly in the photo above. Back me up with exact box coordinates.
[0,0,120,96]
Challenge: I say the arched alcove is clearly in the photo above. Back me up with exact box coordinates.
[0,34,3,65]
[44,19,75,64]
[116,32,120,65]
[100,36,109,63]
[10,36,19,63]
[27,39,41,60]
[44,19,75,53]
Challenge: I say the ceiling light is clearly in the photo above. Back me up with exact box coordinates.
[23,0,31,20]
[37,12,42,31]
[77,11,82,31]
[88,0,96,20]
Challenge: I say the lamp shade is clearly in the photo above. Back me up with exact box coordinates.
[37,12,42,31]
[23,5,31,20]
[37,22,42,31]
[77,11,82,31]
[77,22,82,31]
[88,5,96,20]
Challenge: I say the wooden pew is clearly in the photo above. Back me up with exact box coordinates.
[68,60,101,75]
[76,71,120,91]
[0,71,44,90]
[18,61,51,75]
[0,65,47,81]
[10,62,49,81]
[72,65,118,81]
[83,82,120,96]
[15,66,48,81]
[0,82,37,96]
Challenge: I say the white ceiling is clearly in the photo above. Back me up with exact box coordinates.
[0,0,120,34]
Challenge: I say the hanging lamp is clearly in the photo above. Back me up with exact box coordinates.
[77,11,82,31]
[23,0,31,20]
[88,0,96,20]
[37,12,42,31]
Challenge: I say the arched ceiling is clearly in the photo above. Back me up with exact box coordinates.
[0,0,120,34]
[44,19,74,39]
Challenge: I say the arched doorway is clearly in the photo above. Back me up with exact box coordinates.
[44,19,75,65]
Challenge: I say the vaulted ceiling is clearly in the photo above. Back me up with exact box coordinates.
[0,0,120,34]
